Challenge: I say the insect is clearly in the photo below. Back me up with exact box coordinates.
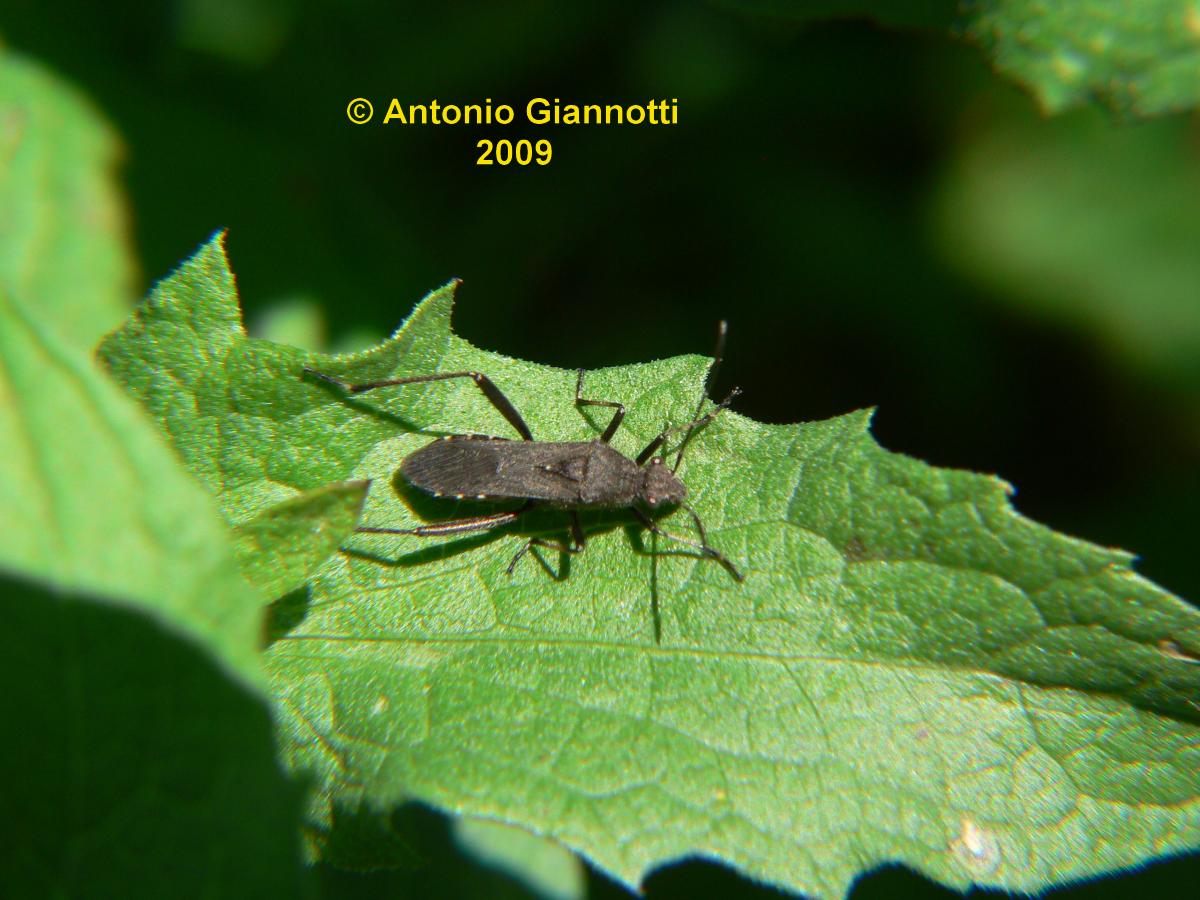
[302,325,743,581]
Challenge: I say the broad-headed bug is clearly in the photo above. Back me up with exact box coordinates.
[303,323,742,580]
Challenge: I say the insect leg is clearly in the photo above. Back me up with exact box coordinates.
[356,509,523,538]
[575,368,625,443]
[303,367,533,441]
[635,387,742,466]
[505,513,587,575]
[673,320,728,471]
[571,510,586,550]
[632,507,744,582]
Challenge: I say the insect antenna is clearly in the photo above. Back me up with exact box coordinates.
[672,320,735,473]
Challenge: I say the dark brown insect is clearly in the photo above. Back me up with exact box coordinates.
[302,324,742,580]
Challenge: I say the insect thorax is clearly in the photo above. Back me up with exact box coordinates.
[641,457,687,508]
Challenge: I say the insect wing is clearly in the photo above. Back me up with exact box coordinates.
[401,439,590,502]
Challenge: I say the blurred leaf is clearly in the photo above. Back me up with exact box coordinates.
[454,817,585,900]
[0,44,134,348]
[317,804,572,900]
[175,0,295,66]
[0,572,311,898]
[233,480,369,601]
[711,0,958,30]
[716,1,1200,115]
[309,802,422,872]
[100,237,1200,899]
[0,285,262,685]
[962,1,1200,115]
[252,294,328,352]
[935,111,1200,396]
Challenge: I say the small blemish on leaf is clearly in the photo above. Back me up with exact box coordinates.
[1186,5,1200,38]
[1158,638,1200,664]
[371,695,388,715]
[1052,51,1086,82]
[949,818,1000,877]
[914,727,930,743]
[843,537,870,562]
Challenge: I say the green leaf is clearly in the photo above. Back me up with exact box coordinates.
[98,231,347,525]
[716,1,1200,115]
[234,481,370,601]
[962,0,1200,115]
[935,109,1200,398]
[0,572,311,897]
[316,804,574,899]
[453,817,585,900]
[252,294,328,351]
[0,45,134,348]
[0,286,261,685]
[101,237,1200,899]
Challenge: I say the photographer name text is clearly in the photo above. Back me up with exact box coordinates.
[345,97,680,166]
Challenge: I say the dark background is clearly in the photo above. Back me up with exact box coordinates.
[4,1,1197,898]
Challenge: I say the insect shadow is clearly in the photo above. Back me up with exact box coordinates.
[261,584,312,648]
[303,322,744,582]
[345,472,634,581]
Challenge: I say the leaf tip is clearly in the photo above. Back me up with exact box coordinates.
[387,277,461,345]
[852,406,878,430]
[163,228,245,328]
[196,226,234,275]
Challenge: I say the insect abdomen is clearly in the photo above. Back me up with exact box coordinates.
[401,438,508,499]
[402,438,594,503]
